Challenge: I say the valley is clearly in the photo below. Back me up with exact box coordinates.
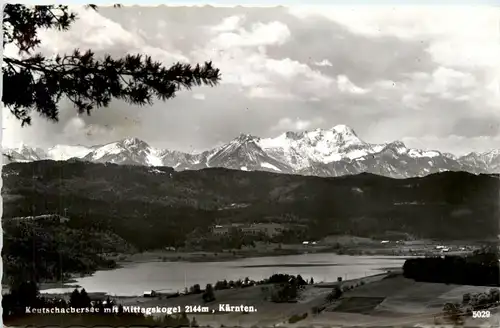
[3,159,499,286]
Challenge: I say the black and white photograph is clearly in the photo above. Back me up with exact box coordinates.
[2,4,500,327]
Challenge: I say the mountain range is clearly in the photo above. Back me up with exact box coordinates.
[4,124,500,178]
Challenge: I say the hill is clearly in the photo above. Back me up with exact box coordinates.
[2,216,133,285]
[3,160,499,250]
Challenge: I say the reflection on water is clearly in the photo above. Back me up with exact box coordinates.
[43,253,406,296]
[239,263,343,268]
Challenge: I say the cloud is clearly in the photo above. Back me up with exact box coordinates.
[195,17,338,100]
[3,5,499,156]
[288,5,500,105]
[192,93,206,100]
[37,6,188,64]
[418,67,478,99]
[288,6,497,50]
[336,75,369,94]
[271,117,325,132]
[209,21,291,48]
[247,87,296,100]
[314,59,332,67]
[61,116,122,144]
[211,15,245,32]
[370,64,490,112]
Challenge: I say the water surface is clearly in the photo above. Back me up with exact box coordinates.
[43,253,406,296]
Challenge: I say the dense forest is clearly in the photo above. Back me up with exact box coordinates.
[3,160,499,283]
[2,217,134,285]
[403,248,500,286]
[4,160,499,241]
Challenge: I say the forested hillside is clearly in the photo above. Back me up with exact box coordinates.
[3,160,499,249]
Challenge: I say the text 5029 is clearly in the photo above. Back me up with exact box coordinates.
[472,310,490,319]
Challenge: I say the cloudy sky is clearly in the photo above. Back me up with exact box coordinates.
[3,5,499,155]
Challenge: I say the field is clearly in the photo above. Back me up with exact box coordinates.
[295,275,499,327]
[35,271,499,327]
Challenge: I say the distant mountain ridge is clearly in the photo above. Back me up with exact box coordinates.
[3,124,499,178]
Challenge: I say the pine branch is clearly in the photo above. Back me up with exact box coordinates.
[3,52,220,126]
[3,5,76,54]
[2,5,222,126]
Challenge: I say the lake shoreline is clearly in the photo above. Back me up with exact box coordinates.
[41,269,401,300]
[115,248,318,264]
[109,241,416,265]
[26,236,450,293]
[32,237,474,293]
[37,249,326,291]
[35,245,412,292]
[38,254,406,298]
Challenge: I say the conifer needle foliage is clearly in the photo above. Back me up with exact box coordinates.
[3,4,221,126]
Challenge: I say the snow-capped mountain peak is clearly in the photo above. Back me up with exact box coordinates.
[330,124,361,143]
[4,124,500,178]
[48,144,93,161]
[306,125,364,148]
[389,140,406,149]
[284,131,302,140]
[234,133,259,144]
[331,124,358,135]
[258,125,374,168]
[80,137,163,166]
[120,137,149,148]
[14,143,46,160]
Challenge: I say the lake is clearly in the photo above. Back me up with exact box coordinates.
[42,253,407,296]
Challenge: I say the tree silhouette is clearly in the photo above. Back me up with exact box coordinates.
[325,285,342,303]
[70,288,81,307]
[296,274,306,286]
[3,4,221,126]
[288,279,298,299]
[270,281,298,303]
[462,292,471,304]
[489,288,500,303]
[179,311,190,326]
[2,280,41,318]
[202,283,215,302]
[80,288,91,307]
[190,284,201,294]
